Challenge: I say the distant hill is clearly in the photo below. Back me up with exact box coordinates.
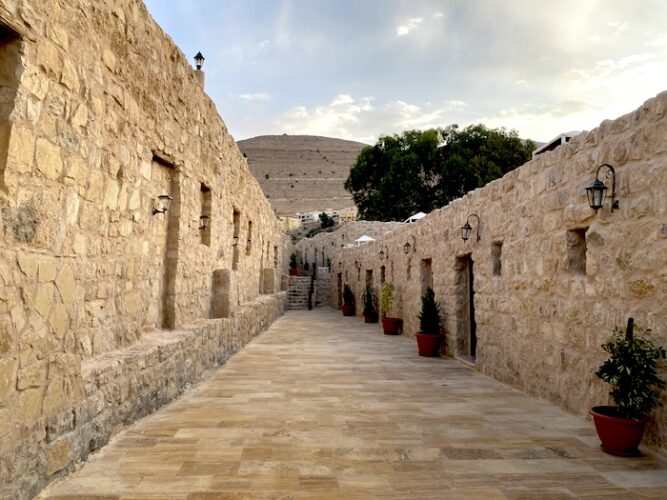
[237,135,367,216]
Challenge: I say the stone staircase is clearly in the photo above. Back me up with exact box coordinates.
[287,267,331,310]
[287,276,313,310]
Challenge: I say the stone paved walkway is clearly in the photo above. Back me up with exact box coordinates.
[41,309,667,499]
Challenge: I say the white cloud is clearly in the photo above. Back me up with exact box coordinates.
[270,95,467,142]
[239,92,272,102]
[396,18,423,36]
[434,12,444,18]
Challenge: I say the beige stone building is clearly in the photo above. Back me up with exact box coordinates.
[297,91,667,452]
[0,1,288,498]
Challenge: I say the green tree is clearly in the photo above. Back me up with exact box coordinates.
[344,125,535,221]
[319,212,335,228]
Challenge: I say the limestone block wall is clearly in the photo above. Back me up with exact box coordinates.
[297,91,667,450]
[0,1,288,497]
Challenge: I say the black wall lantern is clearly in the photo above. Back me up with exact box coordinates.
[354,260,361,270]
[461,213,480,242]
[199,215,210,230]
[379,244,389,260]
[194,51,205,70]
[232,235,239,247]
[152,194,173,215]
[586,163,618,212]
[403,235,416,254]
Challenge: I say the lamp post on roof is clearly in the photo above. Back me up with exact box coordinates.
[194,51,205,88]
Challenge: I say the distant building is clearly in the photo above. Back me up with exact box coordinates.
[338,206,358,222]
[532,131,581,159]
[296,209,340,226]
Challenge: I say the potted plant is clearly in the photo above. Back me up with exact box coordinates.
[361,282,378,323]
[341,284,355,316]
[415,287,442,357]
[591,318,666,456]
[380,282,402,335]
[289,252,299,276]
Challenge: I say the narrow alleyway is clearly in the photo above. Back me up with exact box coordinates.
[41,309,667,499]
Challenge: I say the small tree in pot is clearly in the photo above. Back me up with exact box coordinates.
[361,282,378,323]
[415,287,442,356]
[341,284,355,316]
[591,318,666,456]
[380,282,402,335]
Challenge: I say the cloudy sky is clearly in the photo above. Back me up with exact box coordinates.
[144,0,667,144]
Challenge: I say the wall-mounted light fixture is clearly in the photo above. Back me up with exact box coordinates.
[194,51,205,70]
[403,235,416,254]
[199,215,210,230]
[354,260,362,270]
[338,261,343,269]
[586,163,618,212]
[152,194,173,215]
[330,241,335,246]
[232,235,240,247]
[379,244,389,260]
[461,213,480,242]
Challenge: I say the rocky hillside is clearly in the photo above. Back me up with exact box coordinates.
[237,135,367,216]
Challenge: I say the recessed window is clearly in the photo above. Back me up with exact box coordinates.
[0,25,22,188]
[380,265,386,284]
[200,183,211,246]
[246,221,253,255]
[566,228,588,275]
[273,245,278,268]
[232,209,240,270]
[491,242,502,276]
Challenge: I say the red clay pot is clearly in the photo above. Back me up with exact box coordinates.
[289,268,299,276]
[590,406,648,456]
[381,317,402,335]
[416,332,440,357]
[341,304,355,316]
[364,313,378,323]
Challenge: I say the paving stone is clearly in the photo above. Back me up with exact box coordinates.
[39,309,667,499]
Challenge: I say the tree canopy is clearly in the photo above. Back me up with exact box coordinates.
[319,212,335,228]
[344,124,535,221]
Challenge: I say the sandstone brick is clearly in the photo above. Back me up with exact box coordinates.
[17,253,38,278]
[71,103,88,128]
[18,387,42,421]
[43,378,66,414]
[36,40,61,77]
[6,126,36,174]
[101,48,117,71]
[0,358,17,400]
[55,264,76,306]
[17,361,46,390]
[48,303,68,339]
[38,259,57,283]
[35,138,63,180]
[46,438,71,476]
[60,58,79,92]
[34,283,54,318]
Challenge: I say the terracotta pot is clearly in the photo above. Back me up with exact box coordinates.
[289,268,299,276]
[590,406,648,456]
[341,304,355,316]
[364,313,378,323]
[415,332,440,357]
[381,317,402,335]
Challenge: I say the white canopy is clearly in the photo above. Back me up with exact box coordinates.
[354,235,376,246]
[404,212,426,223]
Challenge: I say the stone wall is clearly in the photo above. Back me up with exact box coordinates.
[297,91,667,451]
[0,1,289,498]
